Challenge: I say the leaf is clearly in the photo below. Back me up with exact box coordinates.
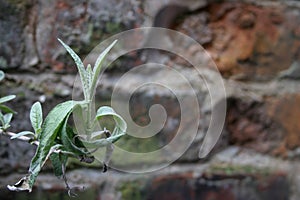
[90,40,117,99]
[7,176,31,192]
[90,130,107,139]
[30,102,43,135]
[26,100,79,190]
[0,70,4,81]
[49,153,68,177]
[0,104,16,114]
[95,106,127,137]
[81,133,125,148]
[58,39,89,99]
[81,106,127,148]
[3,113,12,124]
[8,144,62,192]
[0,95,16,104]
[86,64,93,90]
[0,111,4,126]
[61,113,89,155]
[10,131,35,139]
[2,113,13,129]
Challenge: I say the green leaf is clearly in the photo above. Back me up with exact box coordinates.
[0,95,16,104]
[81,106,126,148]
[2,113,13,129]
[86,64,93,89]
[76,106,126,151]
[81,133,125,148]
[8,144,62,192]
[10,131,35,139]
[3,113,13,124]
[95,106,127,137]
[30,102,43,135]
[0,70,4,81]
[90,40,117,99]
[0,104,16,114]
[0,111,3,125]
[27,100,79,190]
[61,113,89,155]
[49,153,68,177]
[58,39,89,99]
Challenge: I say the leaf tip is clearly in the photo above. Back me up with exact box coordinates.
[112,39,118,45]
[7,176,32,192]
[57,38,68,48]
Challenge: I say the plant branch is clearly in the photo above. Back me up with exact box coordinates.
[0,129,94,162]
[0,129,39,145]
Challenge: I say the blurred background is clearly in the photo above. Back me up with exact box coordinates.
[0,0,300,199]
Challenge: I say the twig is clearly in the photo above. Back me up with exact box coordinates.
[0,130,39,146]
[0,130,99,166]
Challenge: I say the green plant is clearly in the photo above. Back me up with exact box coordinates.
[0,70,16,131]
[7,39,127,194]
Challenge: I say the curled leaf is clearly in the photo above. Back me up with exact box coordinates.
[7,175,31,192]
[61,115,90,155]
[95,106,127,137]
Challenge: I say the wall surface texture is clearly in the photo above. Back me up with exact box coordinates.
[1,0,300,199]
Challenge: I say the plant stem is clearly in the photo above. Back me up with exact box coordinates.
[0,130,86,161]
[86,96,93,139]
[85,99,93,140]
[0,130,39,145]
